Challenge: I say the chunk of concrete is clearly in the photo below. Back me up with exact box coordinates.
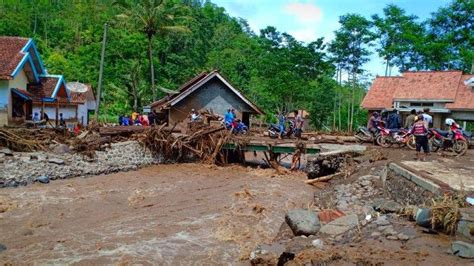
[373,199,402,213]
[452,241,474,259]
[0,148,13,156]
[285,209,321,236]
[320,214,358,236]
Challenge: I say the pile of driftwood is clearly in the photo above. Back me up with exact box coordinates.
[142,124,230,163]
[0,128,69,152]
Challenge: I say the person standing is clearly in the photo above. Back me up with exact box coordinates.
[59,113,66,127]
[224,109,233,128]
[277,112,286,139]
[422,108,433,128]
[388,109,401,129]
[404,109,417,129]
[293,110,304,138]
[409,115,429,161]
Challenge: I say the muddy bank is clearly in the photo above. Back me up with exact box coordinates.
[0,164,313,264]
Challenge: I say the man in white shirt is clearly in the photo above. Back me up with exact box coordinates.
[422,108,433,127]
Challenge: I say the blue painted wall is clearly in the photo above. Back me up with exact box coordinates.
[0,80,9,111]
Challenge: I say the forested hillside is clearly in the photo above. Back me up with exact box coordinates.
[0,0,472,130]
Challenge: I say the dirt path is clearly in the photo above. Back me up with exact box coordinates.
[0,164,314,264]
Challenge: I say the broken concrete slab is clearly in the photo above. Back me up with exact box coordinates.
[285,209,321,236]
[320,214,358,236]
[372,199,402,214]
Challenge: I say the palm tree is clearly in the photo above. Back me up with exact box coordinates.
[116,0,189,101]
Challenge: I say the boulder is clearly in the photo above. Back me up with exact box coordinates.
[320,214,358,236]
[0,243,6,253]
[415,208,432,228]
[52,144,70,154]
[285,209,321,236]
[373,199,402,213]
[36,175,50,184]
[48,158,65,165]
[0,148,13,156]
[452,241,474,259]
[250,243,285,265]
[311,239,324,249]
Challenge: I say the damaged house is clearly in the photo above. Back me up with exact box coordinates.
[150,70,264,126]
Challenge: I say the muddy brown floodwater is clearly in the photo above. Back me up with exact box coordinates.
[0,163,314,264]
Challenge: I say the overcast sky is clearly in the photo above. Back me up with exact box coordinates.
[212,0,451,78]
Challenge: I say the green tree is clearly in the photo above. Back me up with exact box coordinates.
[115,0,189,101]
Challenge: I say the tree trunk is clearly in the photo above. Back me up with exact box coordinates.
[349,72,356,132]
[385,59,389,76]
[471,58,474,74]
[148,36,157,101]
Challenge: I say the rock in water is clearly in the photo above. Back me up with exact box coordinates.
[415,208,432,228]
[48,158,65,165]
[452,241,474,258]
[285,209,321,236]
[36,175,50,184]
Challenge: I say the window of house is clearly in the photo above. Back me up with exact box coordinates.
[410,102,433,107]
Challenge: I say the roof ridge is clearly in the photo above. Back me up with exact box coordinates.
[402,70,464,74]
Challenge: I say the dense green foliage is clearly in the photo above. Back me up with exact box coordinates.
[0,0,472,131]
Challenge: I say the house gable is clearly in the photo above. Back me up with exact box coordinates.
[169,71,263,115]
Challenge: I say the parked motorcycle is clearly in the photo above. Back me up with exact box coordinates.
[429,128,468,155]
[224,120,248,135]
[378,128,411,148]
[355,126,380,144]
[268,121,295,139]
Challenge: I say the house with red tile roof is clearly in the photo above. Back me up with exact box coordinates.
[149,70,264,126]
[362,71,474,128]
[0,36,95,126]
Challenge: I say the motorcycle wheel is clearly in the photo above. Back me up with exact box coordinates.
[376,135,390,147]
[355,132,368,144]
[406,135,416,150]
[430,138,440,152]
[241,129,248,135]
[453,140,468,156]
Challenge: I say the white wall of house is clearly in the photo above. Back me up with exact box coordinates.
[32,103,89,126]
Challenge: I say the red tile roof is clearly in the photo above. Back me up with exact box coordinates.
[27,76,60,100]
[362,71,474,110]
[392,71,462,101]
[0,37,29,80]
[446,75,474,110]
[361,77,402,109]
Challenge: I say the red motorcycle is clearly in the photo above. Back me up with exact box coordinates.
[429,128,468,155]
[377,127,411,148]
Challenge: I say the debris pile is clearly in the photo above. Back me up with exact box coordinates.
[143,124,230,163]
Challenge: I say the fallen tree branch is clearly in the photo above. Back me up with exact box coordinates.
[305,172,344,184]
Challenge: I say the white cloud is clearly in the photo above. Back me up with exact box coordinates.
[284,2,323,22]
[290,28,317,43]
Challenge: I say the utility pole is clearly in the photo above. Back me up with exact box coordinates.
[95,23,108,122]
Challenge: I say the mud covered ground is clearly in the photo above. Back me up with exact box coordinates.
[0,148,473,264]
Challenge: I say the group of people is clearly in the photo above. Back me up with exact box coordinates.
[32,111,66,127]
[367,107,463,161]
[277,110,304,139]
[118,112,149,126]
